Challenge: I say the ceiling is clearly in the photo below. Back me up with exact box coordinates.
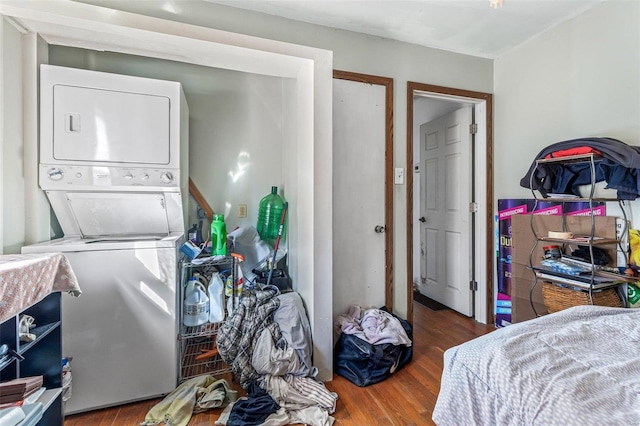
[206,0,604,59]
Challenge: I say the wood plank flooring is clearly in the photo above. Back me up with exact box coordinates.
[64,302,495,425]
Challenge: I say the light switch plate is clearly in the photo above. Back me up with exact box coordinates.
[394,167,404,185]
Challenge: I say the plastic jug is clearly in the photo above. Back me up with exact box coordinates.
[188,223,198,244]
[183,276,209,327]
[210,214,227,256]
[257,186,286,246]
[208,272,225,323]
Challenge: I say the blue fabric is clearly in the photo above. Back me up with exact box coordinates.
[547,160,639,200]
[550,162,606,196]
[599,159,640,200]
[520,137,640,199]
[228,380,279,426]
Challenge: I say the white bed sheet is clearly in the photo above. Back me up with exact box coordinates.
[433,305,640,425]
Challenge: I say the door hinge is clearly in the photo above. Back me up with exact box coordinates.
[469,123,478,134]
[469,202,478,213]
[470,280,478,291]
[421,276,426,285]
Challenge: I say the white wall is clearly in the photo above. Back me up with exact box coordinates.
[7,0,635,325]
[73,0,493,319]
[494,0,640,308]
[494,0,640,203]
[1,19,25,254]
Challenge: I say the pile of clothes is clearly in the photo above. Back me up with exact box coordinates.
[334,305,413,387]
[141,376,238,426]
[216,286,338,426]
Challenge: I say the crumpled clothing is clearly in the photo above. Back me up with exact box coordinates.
[335,305,412,347]
[288,406,335,426]
[273,292,315,377]
[260,374,338,414]
[216,377,337,426]
[227,380,279,425]
[217,286,283,389]
[252,327,302,376]
[216,405,335,426]
[217,405,289,426]
[140,375,237,426]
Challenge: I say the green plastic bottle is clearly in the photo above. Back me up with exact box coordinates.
[257,186,286,246]
[210,214,227,255]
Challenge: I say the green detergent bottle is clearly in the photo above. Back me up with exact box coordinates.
[210,214,227,255]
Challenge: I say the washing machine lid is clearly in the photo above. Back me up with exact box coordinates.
[21,233,183,253]
[45,191,184,239]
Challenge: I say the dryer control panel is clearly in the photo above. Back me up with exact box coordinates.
[40,164,180,192]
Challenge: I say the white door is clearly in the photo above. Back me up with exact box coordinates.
[420,106,473,316]
[333,77,387,319]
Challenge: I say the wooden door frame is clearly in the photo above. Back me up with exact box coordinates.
[334,70,394,311]
[406,82,493,324]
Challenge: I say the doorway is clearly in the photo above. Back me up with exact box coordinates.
[406,82,493,324]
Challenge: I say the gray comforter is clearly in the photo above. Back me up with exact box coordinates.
[433,305,640,425]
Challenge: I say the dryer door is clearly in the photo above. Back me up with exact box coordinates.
[52,84,171,165]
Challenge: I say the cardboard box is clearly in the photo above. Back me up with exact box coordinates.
[495,199,605,327]
[496,199,561,326]
[510,214,617,323]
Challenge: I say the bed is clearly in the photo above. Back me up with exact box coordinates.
[432,305,640,425]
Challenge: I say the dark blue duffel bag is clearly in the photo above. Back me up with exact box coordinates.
[334,307,413,387]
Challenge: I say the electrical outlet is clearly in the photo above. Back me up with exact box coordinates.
[238,204,247,218]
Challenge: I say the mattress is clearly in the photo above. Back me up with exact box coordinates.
[433,305,640,425]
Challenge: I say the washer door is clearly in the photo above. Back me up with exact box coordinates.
[48,192,172,238]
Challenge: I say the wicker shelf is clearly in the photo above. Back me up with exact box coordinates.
[541,282,623,313]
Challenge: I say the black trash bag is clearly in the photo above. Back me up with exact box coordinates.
[334,306,413,387]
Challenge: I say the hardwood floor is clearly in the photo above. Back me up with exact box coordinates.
[64,302,495,425]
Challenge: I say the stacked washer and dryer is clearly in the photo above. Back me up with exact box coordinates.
[22,65,189,414]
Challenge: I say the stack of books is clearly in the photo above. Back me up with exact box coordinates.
[0,376,44,408]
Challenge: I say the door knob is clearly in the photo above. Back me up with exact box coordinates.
[374,225,386,233]
[419,216,426,223]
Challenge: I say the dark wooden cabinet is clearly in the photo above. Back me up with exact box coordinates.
[0,292,63,426]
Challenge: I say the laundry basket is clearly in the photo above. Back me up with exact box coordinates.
[541,281,623,313]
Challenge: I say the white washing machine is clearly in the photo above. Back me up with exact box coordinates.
[22,234,183,414]
[21,64,190,414]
